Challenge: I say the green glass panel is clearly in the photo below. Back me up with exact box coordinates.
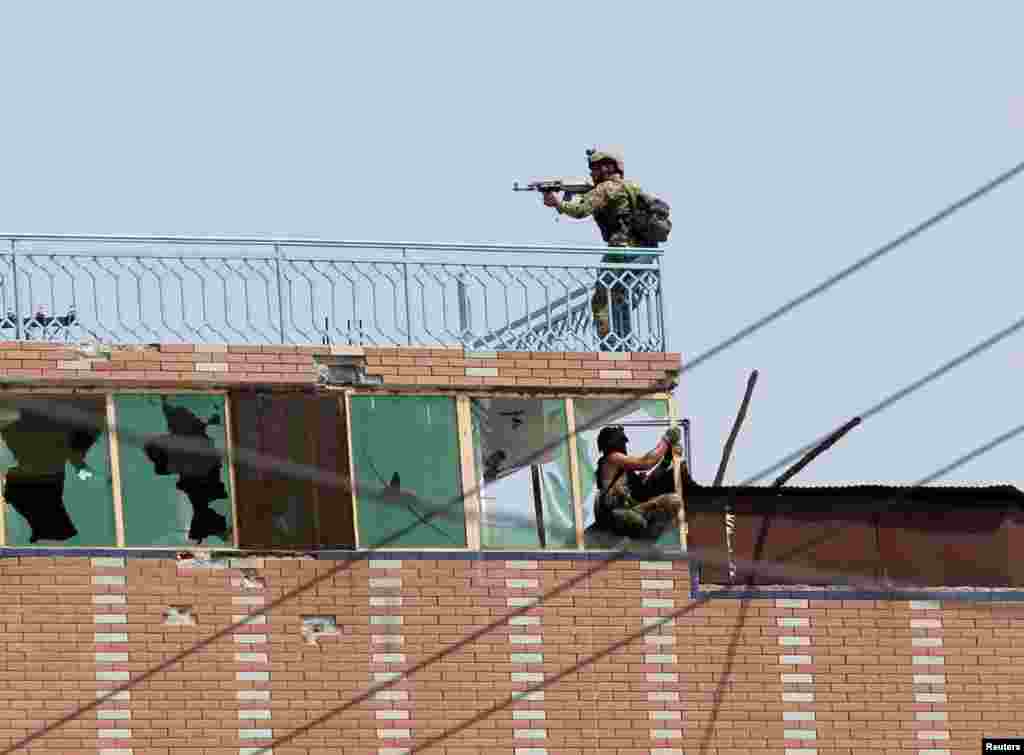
[349,395,466,549]
[472,398,576,550]
[574,398,680,550]
[1,398,117,546]
[115,394,233,547]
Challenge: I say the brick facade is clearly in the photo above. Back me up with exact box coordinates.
[0,340,1021,753]
[0,342,682,392]
[1,553,1022,753]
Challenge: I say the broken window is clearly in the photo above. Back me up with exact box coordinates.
[231,393,356,549]
[348,395,466,548]
[0,397,117,546]
[471,398,576,549]
[573,398,681,550]
[115,394,234,547]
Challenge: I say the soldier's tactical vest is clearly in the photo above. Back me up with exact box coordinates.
[594,455,645,528]
[591,182,633,247]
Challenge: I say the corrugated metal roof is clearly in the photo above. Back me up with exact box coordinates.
[684,481,1024,503]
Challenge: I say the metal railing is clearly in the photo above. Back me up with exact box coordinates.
[0,234,666,352]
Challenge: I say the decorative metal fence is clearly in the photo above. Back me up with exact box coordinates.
[0,235,666,352]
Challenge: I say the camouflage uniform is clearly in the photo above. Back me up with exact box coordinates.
[594,454,678,538]
[557,176,655,350]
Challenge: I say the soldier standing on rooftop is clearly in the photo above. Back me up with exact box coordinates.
[541,148,656,351]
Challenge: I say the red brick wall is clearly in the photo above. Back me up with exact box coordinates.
[1,553,1022,753]
[0,342,682,391]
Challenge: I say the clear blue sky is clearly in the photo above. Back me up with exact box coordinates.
[1,2,1021,490]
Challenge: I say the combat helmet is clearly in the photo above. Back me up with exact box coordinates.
[586,148,624,175]
[597,425,629,455]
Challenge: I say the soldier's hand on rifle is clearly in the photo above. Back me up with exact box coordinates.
[542,191,560,208]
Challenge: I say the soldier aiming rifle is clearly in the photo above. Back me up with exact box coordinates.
[515,148,672,351]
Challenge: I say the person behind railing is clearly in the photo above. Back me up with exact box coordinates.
[1,306,78,342]
[593,424,682,539]
[541,148,658,351]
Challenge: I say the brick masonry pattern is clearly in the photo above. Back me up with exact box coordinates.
[0,556,1022,753]
[0,342,683,391]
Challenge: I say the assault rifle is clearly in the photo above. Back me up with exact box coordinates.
[513,177,593,201]
[514,177,594,220]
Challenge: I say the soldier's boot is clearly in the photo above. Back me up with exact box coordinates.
[612,507,649,535]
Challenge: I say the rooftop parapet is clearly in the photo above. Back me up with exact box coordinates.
[0,234,667,353]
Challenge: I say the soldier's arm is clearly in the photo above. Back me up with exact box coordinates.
[606,440,670,473]
[556,183,611,219]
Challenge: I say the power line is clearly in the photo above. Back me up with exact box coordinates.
[4,158,1021,548]
[6,370,1020,753]
[740,313,1024,486]
[154,326,1024,752]
[698,419,1024,751]
[916,422,1024,485]
[681,158,1024,374]
[374,426,1024,754]
[3,159,1023,749]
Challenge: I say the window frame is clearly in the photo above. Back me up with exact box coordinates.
[0,387,681,554]
[0,388,241,550]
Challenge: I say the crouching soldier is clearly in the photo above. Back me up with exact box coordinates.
[594,424,682,539]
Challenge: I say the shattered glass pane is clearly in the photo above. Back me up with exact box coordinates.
[471,398,576,549]
[0,397,117,546]
[574,398,681,550]
[115,394,234,547]
[349,396,466,548]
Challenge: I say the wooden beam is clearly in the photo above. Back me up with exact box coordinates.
[668,396,687,552]
[455,396,482,550]
[714,370,759,487]
[564,398,586,550]
[106,394,126,548]
[222,393,241,550]
[342,391,361,549]
[714,370,758,582]
[772,416,862,488]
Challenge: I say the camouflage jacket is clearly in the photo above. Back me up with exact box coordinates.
[557,177,645,253]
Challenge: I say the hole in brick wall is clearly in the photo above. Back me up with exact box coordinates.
[176,551,230,569]
[302,615,340,645]
[314,355,382,386]
[239,569,266,591]
[163,605,196,626]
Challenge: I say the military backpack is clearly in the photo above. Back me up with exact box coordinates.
[623,185,672,245]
